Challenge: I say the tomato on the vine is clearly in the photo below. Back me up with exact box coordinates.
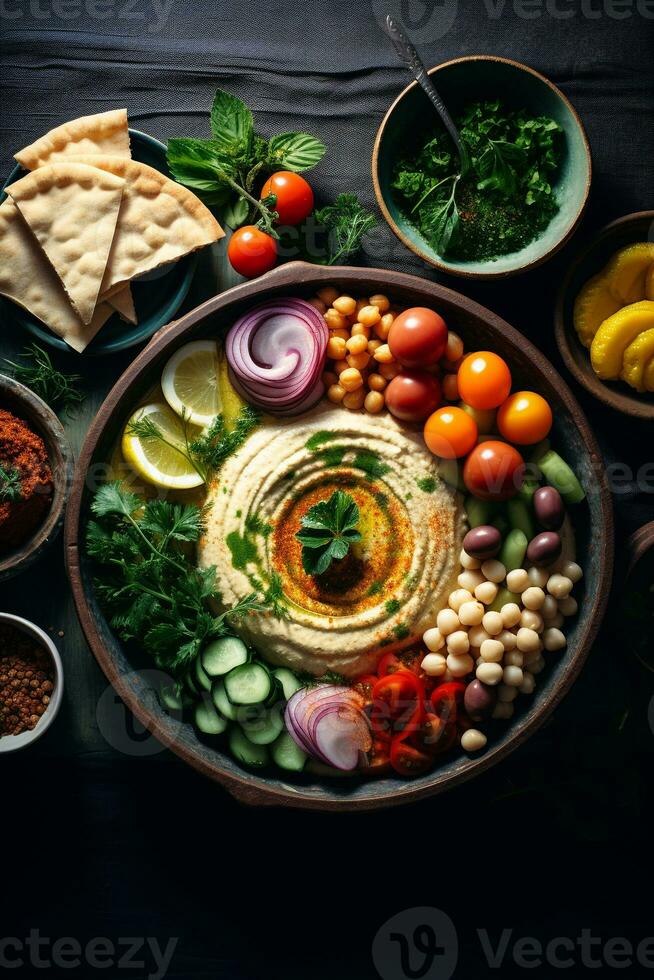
[260,171,314,226]
[227,226,277,278]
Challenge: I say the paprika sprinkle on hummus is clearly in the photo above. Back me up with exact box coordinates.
[0,408,53,555]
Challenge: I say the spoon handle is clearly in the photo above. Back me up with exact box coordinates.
[385,15,470,176]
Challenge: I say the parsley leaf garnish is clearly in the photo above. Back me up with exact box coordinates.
[0,464,23,504]
[295,490,361,576]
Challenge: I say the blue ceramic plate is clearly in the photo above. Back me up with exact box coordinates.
[0,129,198,355]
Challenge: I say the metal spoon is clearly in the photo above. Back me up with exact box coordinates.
[385,14,470,177]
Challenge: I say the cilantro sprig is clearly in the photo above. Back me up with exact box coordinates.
[86,483,267,677]
[0,464,23,504]
[296,490,362,576]
[314,193,377,266]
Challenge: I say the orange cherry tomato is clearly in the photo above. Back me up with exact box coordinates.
[497,391,553,445]
[385,370,442,422]
[260,171,314,226]
[458,352,512,410]
[388,307,448,367]
[423,406,478,459]
[227,226,277,278]
[463,440,525,501]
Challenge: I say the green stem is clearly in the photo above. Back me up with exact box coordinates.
[411,173,458,214]
[216,168,278,237]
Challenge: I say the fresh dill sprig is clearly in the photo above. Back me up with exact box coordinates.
[3,344,85,416]
[315,193,377,265]
[0,464,23,504]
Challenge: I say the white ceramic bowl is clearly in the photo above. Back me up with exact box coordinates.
[0,613,64,753]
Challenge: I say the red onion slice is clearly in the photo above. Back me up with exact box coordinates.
[284,685,372,771]
[225,298,329,416]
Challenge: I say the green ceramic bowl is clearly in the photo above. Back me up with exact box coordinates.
[373,56,592,279]
[0,129,198,355]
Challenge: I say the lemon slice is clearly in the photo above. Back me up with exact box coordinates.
[161,340,222,427]
[121,403,204,490]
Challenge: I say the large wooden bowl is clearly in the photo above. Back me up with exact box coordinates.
[65,262,614,810]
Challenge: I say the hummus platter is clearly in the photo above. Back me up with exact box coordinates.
[79,270,602,789]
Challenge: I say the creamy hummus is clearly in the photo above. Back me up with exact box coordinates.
[198,403,466,677]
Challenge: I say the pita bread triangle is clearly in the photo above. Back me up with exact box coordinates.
[65,155,224,293]
[0,200,114,353]
[14,109,130,170]
[105,284,137,324]
[6,162,126,325]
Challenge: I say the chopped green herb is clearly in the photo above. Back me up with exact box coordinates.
[385,599,401,615]
[226,530,259,570]
[367,581,383,596]
[3,344,84,416]
[0,464,23,504]
[314,193,377,265]
[417,476,437,494]
[306,431,338,451]
[393,622,411,641]
[353,450,390,481]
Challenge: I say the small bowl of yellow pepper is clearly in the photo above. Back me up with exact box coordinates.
[555,211,654,420]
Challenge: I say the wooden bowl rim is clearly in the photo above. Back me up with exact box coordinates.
[0,374,73,581]
[371,54,592,280]
[64,261,614,810]
[554,210,654,421]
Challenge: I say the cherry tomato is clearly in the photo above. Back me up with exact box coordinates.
[411,713,458,757]
[423,406,478,459]
[430,681,466,723]
[497,391,553,445]
[390,735,433,776]
[260,171,314,226]
[227,226,277,278]
[388,307,448,367]
[463,440,525,501]
[376,651,403,677]
[458,352,512,410]
[385,370,442,422]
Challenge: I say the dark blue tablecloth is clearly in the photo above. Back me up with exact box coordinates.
[1,4,654,978]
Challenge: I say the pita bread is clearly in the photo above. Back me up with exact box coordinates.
[66,155,224,292]
[106,284,137,324]
[14,109,131,171]
[6,162,125,325]
[0,200,113,353]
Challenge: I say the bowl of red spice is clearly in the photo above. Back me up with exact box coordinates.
[0,374,73,581]
[0,613,64,752]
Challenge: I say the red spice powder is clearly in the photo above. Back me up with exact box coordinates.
[0,408,53,554]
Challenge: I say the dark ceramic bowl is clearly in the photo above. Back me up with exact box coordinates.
[65,261,613,810]
[0,129,198,356]
[373,56,592,279]
[555,211,654,421]
[0,374,74,581]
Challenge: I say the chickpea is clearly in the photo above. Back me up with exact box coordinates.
[504,650,524,668]
[369,293,391,313]
[448,588,473,612]
[482,611,503,636]
[558,595,578,617]
[343,388,366,410]
[500,602,522,629]
[346,334,368,355]
[475,581,498,605]
[368,339,383,355]
[521,609,544,633]
[468,625,489,648]
[373,343,394,364]
[379,362,401,380]
[327,383,346,404]
[324,308,349,331]
[561,561,583,584]
[522,586,545,611]
[497,684,518,703]
[461,729,487,752]
[317,286,339,306]
[446,331,464,362]
[364,391,385,414]
[333,359,349,375]
[358,305,382,327]
[322,371,338,388]
[460,549,481,570]
[506,568,529,594]
[437,608,460,636]
[327,336,347,360]
[528,566,549,588]
[547,574,573,599]
[421,652,447,677]
[516,627,541,653]
[543,627,567,651]
[351,322,371,338]
[347,352,371,371]
[458,600,485,627]
[480,639,504,663]
[375,313,394,340]
[476,662,503,686]
[503,665,524,688]
[333,295,356,316]
[340,367,364,392]
[331,328,350,341]
[443,373,459,401]
[519,672,536,695]
[481,559,506,584]
[541,595,559,620]
[355,297,368,314]
[368,372,387,392]
[447,631,470,657]
[498,629,517,651]
[458,569,485,592]
[308,297,327,314]
[447,652,474,678]
[423,627,445,652]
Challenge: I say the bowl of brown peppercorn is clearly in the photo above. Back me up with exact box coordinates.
[0,613,63,752]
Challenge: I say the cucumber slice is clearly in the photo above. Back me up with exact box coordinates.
[228,725,270,768]
[194,697,228,736]
[194,655,213,693]
[201,636,249,677]
[212,679,239,721]
[271,731,308,772]
[159,684,184,712]
[184,670,200,698]
[241,706,285,745]
[272,667,303,702]
[225,662,272,706]
[536,450,586,504]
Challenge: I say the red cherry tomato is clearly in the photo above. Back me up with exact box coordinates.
[458,352,512,410]
[227,226,277,278]
[390,735,433,776]
[423,406,478,459]
[463,440,525,501]
[376,651,403,677]
[388,307,448,367]
[385,370,442,422]
[260,171,314,226]
[497,391,553,445]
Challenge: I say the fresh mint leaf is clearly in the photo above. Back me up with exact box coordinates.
[296,490,361,576]
[268,132,326,172]
[210,89,254,156]
[222,195,250,229]
[166,137,234,204]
